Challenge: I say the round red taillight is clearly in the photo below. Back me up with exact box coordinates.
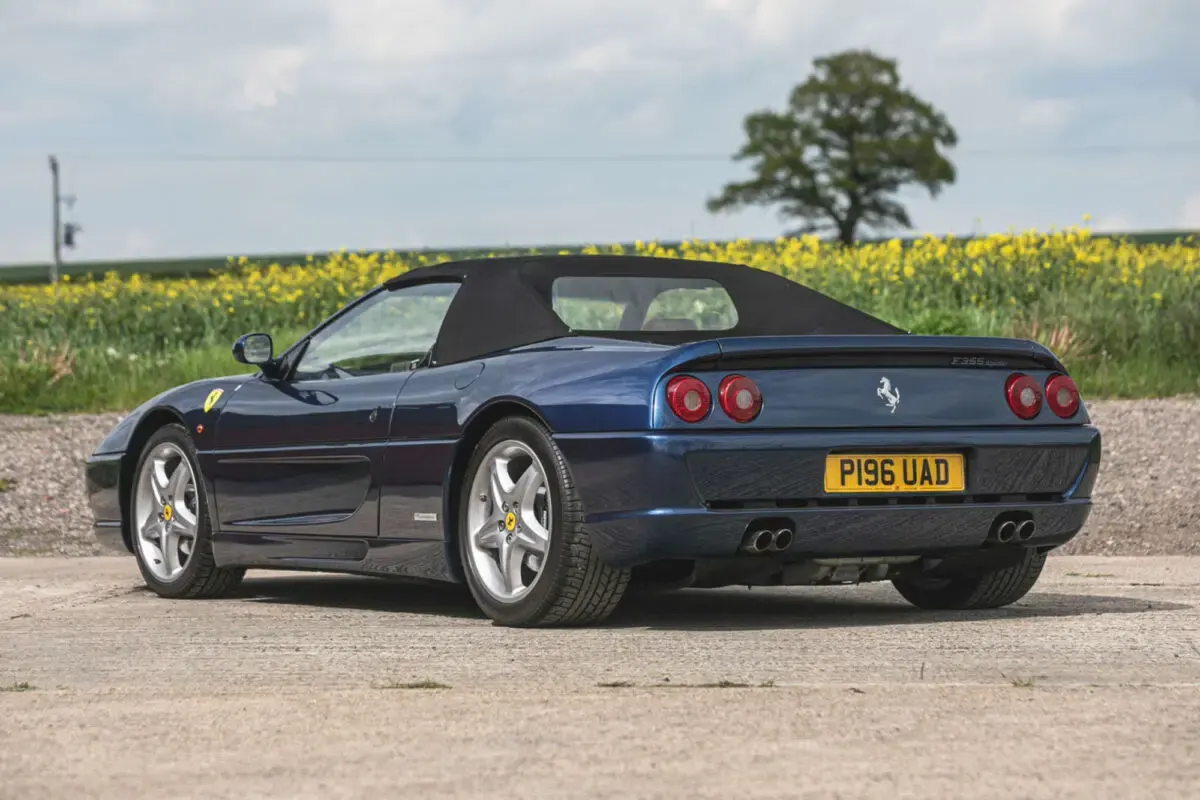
[1045,374,1080,418]
[665,375,711,423]
[717,374,762,423]
[1005,373,1043,420]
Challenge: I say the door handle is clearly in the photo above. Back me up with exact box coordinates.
[369,407,379,423]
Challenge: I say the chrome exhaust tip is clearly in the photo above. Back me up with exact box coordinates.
[995,520,1017,544]
[1016,519,1035,542]
[741,528,775,554]
[771,528,794,551]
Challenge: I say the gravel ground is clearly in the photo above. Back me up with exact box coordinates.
[0,412,123,557]
[0,399,1195,557]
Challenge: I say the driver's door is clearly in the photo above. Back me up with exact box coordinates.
[206,281,461,537]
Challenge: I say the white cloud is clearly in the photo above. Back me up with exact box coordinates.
[936,0,1178,65]
[701,0,835,46]
[3,0,1192,137]
[237,47,307,111]
[1016,98,1077,133]
[19,0,165,27]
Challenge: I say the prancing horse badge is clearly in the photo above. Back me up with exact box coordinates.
[877,377,900,414]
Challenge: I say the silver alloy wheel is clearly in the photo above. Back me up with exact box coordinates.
[465,439,553,603]
[133,442,200,582]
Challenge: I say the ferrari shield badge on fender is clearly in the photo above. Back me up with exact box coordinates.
[203,388,224,413]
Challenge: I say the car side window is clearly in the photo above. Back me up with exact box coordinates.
[292,281,461,381]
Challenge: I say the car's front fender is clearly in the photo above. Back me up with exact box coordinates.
[89,374,254,457]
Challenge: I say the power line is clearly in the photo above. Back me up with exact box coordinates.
[71,153,735,164]
[10,141,1200,165]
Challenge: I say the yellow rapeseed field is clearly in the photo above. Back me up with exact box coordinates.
[3,227,1197,345]
[2,227,1198,410]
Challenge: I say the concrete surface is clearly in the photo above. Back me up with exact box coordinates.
[1,555,1198,799]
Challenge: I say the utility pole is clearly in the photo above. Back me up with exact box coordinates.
[49,155,62,286]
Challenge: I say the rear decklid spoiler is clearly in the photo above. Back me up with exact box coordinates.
[662,335,1067,375]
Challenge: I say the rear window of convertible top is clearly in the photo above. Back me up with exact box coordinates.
[550,275,739,332]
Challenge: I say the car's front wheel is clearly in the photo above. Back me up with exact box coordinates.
[891,549,1047,610]
[457,416,629,627]
[130,423,244,599]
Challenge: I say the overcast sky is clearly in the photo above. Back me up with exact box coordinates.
[2,0,1199,266]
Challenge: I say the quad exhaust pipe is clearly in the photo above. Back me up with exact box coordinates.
[741,526,794,554]
[740,513,1036,554]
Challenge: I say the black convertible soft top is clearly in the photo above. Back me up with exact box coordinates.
[384,254,904,365]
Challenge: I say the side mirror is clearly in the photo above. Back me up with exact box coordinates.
[233,333,274,366]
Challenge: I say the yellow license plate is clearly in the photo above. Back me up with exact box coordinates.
[823,453,965,493]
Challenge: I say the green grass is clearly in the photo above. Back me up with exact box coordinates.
[0,342,255,414]
[0,330,311,414]
[878,303,1200,399]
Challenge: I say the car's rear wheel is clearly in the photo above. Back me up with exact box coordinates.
[130,423,244,599]
[891,549,1047,610]
[458,416,629,627]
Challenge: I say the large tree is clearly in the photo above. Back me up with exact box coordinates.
[707,49,957,245]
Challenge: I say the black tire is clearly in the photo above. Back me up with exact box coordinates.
[457,416,630,627]
[891,550,1047,610]
[129,423,244,599]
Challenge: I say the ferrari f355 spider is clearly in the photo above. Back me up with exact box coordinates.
[85,255,1100,626]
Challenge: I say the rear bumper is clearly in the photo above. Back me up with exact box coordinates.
[556,425,1100,568]
[581,500,1090,567]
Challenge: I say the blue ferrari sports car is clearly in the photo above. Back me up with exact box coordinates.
[85,254,1101,626]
